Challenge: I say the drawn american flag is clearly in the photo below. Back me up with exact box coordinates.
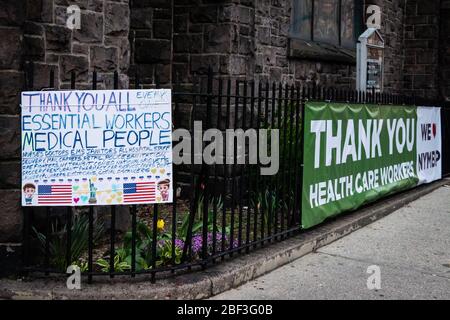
[123,182,156,203]
[38,184,73,205]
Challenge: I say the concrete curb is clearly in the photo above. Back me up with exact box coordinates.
[1,179,448,300]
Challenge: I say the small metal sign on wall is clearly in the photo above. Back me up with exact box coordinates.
[20,89,173,206]
[357,28,385,93]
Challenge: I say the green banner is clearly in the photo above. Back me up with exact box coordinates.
[302,102,419,229]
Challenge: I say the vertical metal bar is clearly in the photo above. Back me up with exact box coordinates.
[131,72,139,276]
[253,81,261,246]
[202,67,213,265]
[246,81,255,252]
[182,76,198,262]
[109,206,115,278]
[44,208,50,275]
[280,84,289,238]
[44,69,55,274]
[92,71,97,90]
[27,61,34,90]
[171,78,180,269]
[49,68,55,88]
[131,205,137,277]
[87,70,97,284]
[287,85,295,230]
[212,78,223,258]
[88,207,94,284]
[151,204,158,283]
[155,73,160,89]
[71,71,76,89]
[22,207,31,270]
[261,82,270,244]
[67,70,75,266]
[292,86,302,226]
[171,185,177,268]
[372,87,375,104]
[221,79,231,258]
[264,82,270,130]
[114,71,119,89]
[109,69,119,278]
[22,71,32,274]
[273,83,282,239]
[187,83,197,263]
[65,207,72,269]
[135,69,140,90]
[268,82,276,240]
[238,80,247,250]
[298,91,306,229]
[229,79,239,253]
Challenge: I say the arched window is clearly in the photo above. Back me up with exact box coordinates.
[290,0,363,49]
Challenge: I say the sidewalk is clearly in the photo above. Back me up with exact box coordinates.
[213,185,450,300]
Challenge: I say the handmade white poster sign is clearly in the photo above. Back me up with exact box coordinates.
[416,107,442,184]
[21,89,173,206]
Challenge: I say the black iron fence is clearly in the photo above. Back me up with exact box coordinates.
[21,63,450,283]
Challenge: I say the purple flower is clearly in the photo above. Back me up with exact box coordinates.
[157,238,185,250]
[157,239,166,247]
[188,232,237,255]
[174,239,185,249]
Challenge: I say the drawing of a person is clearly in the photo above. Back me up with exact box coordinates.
[157,179,170,202]
[23,183,36,205]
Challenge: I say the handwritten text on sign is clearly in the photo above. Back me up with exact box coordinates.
[21,89,173,206]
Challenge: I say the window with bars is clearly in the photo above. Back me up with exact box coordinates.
[290,0,362,50]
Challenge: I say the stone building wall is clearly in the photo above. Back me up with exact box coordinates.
[129,0,410,92]
[254,0,355,87]
[376,0,406,94]
[129,0,173,87]
[129,0,253,88]
[24,0,130,91]
[0,0,131,269]
[0,1,26,249]
[171,0,255,82]
[403,0,441,99]
[440,0,450,101]
[252,0,407,91]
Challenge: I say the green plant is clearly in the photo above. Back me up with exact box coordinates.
[96,194,227,273]
[33,213,104,271]
[103,219,171,272]
[118,220,154,271]
[156,239,183,266]
[178,195,223,239]
[96,248,131,272]
[250,187,290,228]
[71,259,88,272]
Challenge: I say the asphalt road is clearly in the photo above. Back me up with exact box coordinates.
[212,185,450,300]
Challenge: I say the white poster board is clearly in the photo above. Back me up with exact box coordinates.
[21,89,173,206]
[417,107,442,184]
